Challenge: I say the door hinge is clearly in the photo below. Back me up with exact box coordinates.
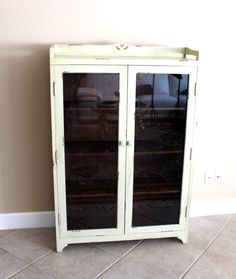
[58,213,61,226]
[53,81,56,96]
[194,82,197,96]
[55,150,58,164]
[185,206,188,218]
[190,148,192,160]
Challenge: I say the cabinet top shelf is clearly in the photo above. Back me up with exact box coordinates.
[50,43,199,65]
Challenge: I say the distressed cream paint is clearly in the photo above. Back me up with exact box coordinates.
[50,44,198,251]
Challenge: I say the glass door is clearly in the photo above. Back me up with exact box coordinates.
[125,66,196,234]
[54,65,127,237]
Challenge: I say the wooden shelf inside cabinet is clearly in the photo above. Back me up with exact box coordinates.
[65,150,183,157]
[134,183,181,201]
[135,140,184,155]
[65,141,118,154]
[67,191,117,203]
[65,107,185,112]
[66,183,180,203]
[64,100,119,110]
[65,141,183,155]
[135,150,183,156]
[136,107,186,111]
[66,152,117,157]
[64,107,118,112]
[66,178,117,203]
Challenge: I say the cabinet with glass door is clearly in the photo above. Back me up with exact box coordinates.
[50,43,198,252]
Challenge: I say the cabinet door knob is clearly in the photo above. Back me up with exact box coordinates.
[126,141,131,146]
[119,140,125,146]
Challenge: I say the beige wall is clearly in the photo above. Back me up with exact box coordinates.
[0,0,236,213]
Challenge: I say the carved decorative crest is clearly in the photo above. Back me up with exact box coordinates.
[115,43,129,51]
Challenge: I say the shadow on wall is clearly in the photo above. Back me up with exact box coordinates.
[0,44,54,212]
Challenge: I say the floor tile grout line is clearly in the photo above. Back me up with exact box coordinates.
[179,215,235,279]
[28,250,55,265]
[87,243,126,258]
[94,240,144,279]
[94,239,144,279]
[0,230,16,240]
[0,243,55,266]
[23,262,58,279]
[7,263,57,279]
[32,263,56,276]
[7,263,32,279]
[222,214,235,229]
[7,250,55,279]
[0,246,31,266]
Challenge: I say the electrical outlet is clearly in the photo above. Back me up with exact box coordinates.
[214,171,223,184]
[204,170,214,184]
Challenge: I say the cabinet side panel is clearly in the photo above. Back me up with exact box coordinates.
[50,66,60,246]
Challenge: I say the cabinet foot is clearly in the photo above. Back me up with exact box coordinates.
[177,231,188,244]
[56,241,68,252]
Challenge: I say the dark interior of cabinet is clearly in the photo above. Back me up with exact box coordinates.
[63,72,189,231]
[63,73,119,230]
[132,73,189,227]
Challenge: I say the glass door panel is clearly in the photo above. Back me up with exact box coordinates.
[132,72,189,227]
[63,72,121,231]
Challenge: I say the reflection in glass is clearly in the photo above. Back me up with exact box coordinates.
[63,73,119,230]
[132,73,189,227]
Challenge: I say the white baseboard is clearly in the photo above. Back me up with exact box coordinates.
[0,211,55,230]
[0,199,236,230]
[190,199,236,217]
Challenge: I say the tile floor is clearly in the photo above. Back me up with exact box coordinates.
[0,215,235,279]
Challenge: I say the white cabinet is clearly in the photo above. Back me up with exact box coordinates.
[50,43,198,252]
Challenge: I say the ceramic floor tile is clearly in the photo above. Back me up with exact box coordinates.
[208,215,236,258]
[0,230,15,238]
[97,254,175,279]
[232,214,236,222]
[183,250,236,279]
[91,240,141,257]
[188,214,233,250]
[0,248,28,279]
[183,215,236,279]
[97,238,200,279]
[0,228,55,264]
[98,215,232,279]
[34,243,119,279]
[227,214,236,232]
[10,266,55,279]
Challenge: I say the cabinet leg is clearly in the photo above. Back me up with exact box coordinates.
[177,231,188,244]
[56,241,68,252]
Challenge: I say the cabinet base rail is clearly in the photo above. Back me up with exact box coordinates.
[56,229,188,252]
